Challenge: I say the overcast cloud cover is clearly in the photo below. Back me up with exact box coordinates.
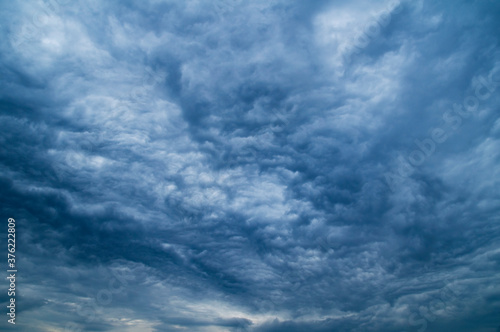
[1,0,500,331]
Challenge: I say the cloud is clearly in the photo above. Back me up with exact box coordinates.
[1,0,500,331]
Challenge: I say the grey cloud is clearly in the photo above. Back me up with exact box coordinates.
[1,0,499,331]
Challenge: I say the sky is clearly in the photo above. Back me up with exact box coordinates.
[0,0,500,331]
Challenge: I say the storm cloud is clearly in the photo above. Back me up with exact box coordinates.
[1,0,500,331]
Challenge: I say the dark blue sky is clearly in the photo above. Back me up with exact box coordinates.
[1,0,500,331]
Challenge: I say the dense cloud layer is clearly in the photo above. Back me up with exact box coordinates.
[1,0,500,331]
